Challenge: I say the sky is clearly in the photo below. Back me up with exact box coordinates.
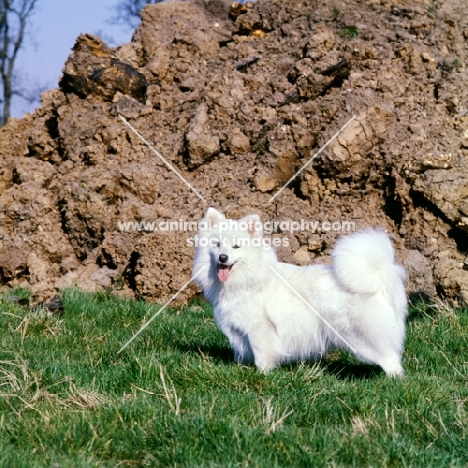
[12,0,134,118]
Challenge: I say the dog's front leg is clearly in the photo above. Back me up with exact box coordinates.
[224,327,254,365]
[247,323,287,373]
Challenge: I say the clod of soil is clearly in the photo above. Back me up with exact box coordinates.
[1,0,467,305]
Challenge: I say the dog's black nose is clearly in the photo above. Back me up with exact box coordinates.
[219,254,228,264]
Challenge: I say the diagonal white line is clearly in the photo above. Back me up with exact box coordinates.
[117,266,207,354]
[268,265,357,353]
[268,114,357,203]
[118,114,207,203]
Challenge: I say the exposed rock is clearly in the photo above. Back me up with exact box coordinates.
[413,169,468,227]
[0,248,28,282]
[293,246,311,266]
[254,173,277,193]
[185,103,220,168]
[131,233,199,303]
[60,33,147,103]
[1,0,468,305]
[229,128,251,154]
[434,255,468,304]
[399,249,437,299]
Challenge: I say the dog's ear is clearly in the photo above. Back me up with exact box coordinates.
[205,207,226,224]
[241,213,263,238]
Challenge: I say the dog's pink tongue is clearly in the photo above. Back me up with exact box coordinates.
[218,266,230,283]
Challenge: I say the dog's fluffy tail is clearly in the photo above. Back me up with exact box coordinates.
[331,229,407,313]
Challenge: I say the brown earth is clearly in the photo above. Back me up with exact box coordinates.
[1,0,468,305]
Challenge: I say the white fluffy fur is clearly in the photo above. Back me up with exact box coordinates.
[193,208,408,377]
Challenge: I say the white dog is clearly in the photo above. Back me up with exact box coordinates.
[193,208,408,377]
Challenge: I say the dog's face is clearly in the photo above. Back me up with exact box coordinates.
[196,207,264,284]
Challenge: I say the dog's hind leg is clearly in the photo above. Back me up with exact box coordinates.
[352,343,404,377]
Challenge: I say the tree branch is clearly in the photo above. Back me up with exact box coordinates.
[0,0,37,125]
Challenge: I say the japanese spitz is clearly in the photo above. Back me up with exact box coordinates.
[192,208,407,376]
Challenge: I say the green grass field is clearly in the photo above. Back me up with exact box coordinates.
[0,288,467,467]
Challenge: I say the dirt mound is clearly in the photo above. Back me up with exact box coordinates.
[1,0,467,304]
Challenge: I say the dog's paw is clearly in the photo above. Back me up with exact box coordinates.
[255,360,278,374]
[382,362,404,378]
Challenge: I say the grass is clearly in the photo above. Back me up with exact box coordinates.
[340,25,359,39]
[0,288,467,467]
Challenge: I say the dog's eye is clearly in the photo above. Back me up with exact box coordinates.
[214,241,220,248]
[233,245,240,249]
